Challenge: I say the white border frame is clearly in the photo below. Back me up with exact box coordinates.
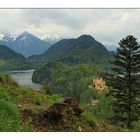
[0,0,140,138]
[0,0,140,8]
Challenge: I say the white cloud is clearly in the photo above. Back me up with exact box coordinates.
[0,9,140,45]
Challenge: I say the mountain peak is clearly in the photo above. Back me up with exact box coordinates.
[43,35,62,45]
[77,34,95,41]
[16,31,36,41]
[20,31,34,37]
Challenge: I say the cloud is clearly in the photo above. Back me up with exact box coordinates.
[0,9,140,45]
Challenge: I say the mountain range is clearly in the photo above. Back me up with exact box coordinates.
[0,31,57,57]
[29,34,113,68]
[43,34,62,45]
[0,34,113,70]
[0,31,115,59]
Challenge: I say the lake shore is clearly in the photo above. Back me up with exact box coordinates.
[6,69,42,91]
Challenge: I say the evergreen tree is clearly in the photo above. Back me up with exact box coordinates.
[107,35,140,129]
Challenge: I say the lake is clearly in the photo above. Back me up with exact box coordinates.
[7,69,42,91]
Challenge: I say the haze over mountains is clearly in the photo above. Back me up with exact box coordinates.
[0,33,114,71]
[0,31,116,58]
[105,44,117,51]
[43,34,62,45]
[0,31,61,57]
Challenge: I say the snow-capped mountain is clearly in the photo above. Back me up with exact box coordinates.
[0,34,14,47]
[2,34,16,42]
[0,34,4,40]
[43,34,62,45]
[0,31,51,57]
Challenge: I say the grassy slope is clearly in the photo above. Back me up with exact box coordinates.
[0,73,131,132]
[0,73,63,131]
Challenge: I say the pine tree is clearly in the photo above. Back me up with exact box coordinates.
[107,35,140,129]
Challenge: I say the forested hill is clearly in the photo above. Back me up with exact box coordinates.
[29,35,113,68]
[32,61,104,96]
[0,45,33,70]
[0,45,25,60]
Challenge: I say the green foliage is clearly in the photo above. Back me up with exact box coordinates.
[33,98,41,106]
[0,45,24,61]
[32,61,104,98]
[0,111,20,132]
[0,73,35,131]
[0,87,10,100]
[0,87,21,131]
[0,72,18,86]
[77,77,99,102]
[45,94,63,105]
[0,60,6,67]
[133,119,140,131]
[0,45,35,71]
[82,112,96,128]
[0,100,19,116]
[92,89,114,120]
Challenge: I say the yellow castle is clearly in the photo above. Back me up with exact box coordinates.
[93,77,107,91]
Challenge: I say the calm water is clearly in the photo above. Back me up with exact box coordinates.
[7,69,42,91]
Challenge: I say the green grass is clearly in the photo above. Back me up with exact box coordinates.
[0,72,139,132]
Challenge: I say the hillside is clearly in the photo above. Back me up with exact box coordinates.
[0,72,125,132]
[32,61,107,101]
[0,45,24,60]
[0,45,33,70]
[29,35,113,68]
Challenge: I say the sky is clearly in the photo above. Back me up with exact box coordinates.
[0,9,140,46]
